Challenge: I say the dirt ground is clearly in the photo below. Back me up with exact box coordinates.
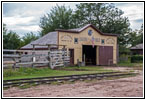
[3,67,143,97]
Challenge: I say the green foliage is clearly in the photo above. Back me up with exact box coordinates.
[119,45,130,55]
[3,24,21,49]
[3,23,7,35]
[21,32,39,47]
[117,61,143,67]
[3,24,39,49]
[131,55,143,63]
[128,24,143,47]
[39,5,76,36]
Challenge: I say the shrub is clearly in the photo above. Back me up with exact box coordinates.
[131,55,143,63]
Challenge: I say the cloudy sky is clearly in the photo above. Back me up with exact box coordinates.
[3,2,144,37]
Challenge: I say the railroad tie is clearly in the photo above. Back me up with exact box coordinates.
[57,80,63,83]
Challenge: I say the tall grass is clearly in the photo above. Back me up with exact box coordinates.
[3,67,113,80]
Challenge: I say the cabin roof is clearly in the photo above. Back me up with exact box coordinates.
[21,31,57,50]
[130,43,143,50]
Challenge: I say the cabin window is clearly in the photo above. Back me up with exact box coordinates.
[74,38,78,44]
[101,39,105,44]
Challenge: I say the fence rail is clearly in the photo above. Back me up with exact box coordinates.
[3,49,70,69]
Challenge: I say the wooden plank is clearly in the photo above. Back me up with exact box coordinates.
[3,55,20,58]
[3,61,15,64]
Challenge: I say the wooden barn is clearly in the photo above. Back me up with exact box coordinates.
[21,24,118,66]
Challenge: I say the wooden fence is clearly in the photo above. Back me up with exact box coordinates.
[49,50,70,69]
[3,49,70,69]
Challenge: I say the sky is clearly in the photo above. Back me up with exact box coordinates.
[3,2,144,37]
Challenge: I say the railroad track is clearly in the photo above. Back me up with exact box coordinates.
[3,72,137,87]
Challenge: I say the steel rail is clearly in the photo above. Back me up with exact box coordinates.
[3,71,120,82]
[3,72,136,86]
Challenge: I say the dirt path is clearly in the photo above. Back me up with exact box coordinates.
[3,67,143,97]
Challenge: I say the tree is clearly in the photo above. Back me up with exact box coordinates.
[128,24,143,47]
[136,24,143,44]
[21,32,39,46]
[39,5,76,36]
[3,24,21,49]
[74,3,131,47]
[3,23,8,49]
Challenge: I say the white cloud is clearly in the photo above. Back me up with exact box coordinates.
[3,3,77,37]
[116,3,143,20]
[115,3,143,30]
[18,25,40,32]
[3,16,35,25]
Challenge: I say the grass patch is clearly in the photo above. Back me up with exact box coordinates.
[59,66,114,71]
[117,61,143,67]
[3,66,113,80]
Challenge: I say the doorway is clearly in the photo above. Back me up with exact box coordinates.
[82,45,96,65]
[69,49,74,65]
[99,46,113,65]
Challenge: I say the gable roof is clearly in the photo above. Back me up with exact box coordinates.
[21,31,58,50]
[130,43,143,50]
[56,24,118,36]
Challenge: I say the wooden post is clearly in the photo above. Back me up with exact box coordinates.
[63,46,65,67]
[12,58,15,69]
[48,45,51,68]
[32,45,35,68]
[18,52,21,68]
[84,54,86,66]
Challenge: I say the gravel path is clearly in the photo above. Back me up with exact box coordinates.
[3,67,143,97]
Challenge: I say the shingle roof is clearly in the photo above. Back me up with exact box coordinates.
[130,43,143,50]
[21,31,57,49]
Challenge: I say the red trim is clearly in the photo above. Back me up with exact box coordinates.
[56,24,118,37]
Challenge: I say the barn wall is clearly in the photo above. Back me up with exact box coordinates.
[58,26,117,64]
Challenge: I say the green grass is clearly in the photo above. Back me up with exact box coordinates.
[117,61,143,67]
[3,66,113,80]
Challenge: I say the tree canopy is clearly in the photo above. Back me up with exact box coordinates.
[128,24,143,47]
[3,24,38,49]
[21,32,39,46]
[3,24,21,49]
[39,5,76,36]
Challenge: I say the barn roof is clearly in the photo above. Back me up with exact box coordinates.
[20,31,57,50]
[21,24,118,50]
[56,24,118,36]
[130,43,143,50]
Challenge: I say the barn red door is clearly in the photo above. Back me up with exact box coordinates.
[69,49,74,65]
[99,46,113,65]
